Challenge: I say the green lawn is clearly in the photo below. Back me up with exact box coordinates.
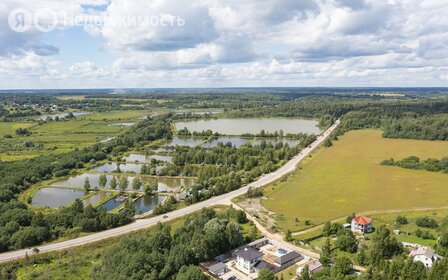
[262,129,448,231]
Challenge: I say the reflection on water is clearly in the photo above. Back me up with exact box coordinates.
[36,112,88,120]
[123,154,173,163]
[92,163,144,173]
[133,195,165,213]
[52,173,195,192]
[165,136,204,147]
[83,192,113,206]
[251,138,300,147]
[32,188,88,208]
[99,197,123,211]
[202,137,250,148]
[175,118,321,135]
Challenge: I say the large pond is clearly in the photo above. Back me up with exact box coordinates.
[175,118,321,135]
[202,137,250,148]
[123,154,173,163]
[133,195,165,214]
[36,111,88,120]
[52,173,196,192]
[32,188,88,208]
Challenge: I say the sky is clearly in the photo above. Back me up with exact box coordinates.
[0,0,447,89]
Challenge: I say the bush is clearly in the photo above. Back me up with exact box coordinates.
[395,216,409,225]
[415,216,438,229]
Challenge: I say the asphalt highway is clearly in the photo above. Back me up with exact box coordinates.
[0,120,340,264]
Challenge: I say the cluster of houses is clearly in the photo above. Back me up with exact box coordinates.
[349,215,443,269]
[201,238,306,279]
[201,215,443,279]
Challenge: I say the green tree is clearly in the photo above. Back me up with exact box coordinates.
[176,265,209,280]
[320,238,332,267]
[132,176,142,191]
[336,229,358,253]
[346,212,356,224]
[285,229,293,242]
[323,221,332,237]
[84,177,91,190]
[99,174,107,189]
[119,176,128,192]
[110,176,117,189]
[143,182,158,196]
[225,221,244,248]
[332,256,352,277]
[258,269,276,280]
[300,265,311,280]
[369,226,402,265]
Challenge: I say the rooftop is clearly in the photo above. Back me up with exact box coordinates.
[208,262,227,273]
[307,260,323,271]
[275,251,302,265]
[353,216,372,225]
[410,247,435,259]
[235,247,263,262]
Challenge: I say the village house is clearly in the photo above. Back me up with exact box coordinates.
[409,246,443,268]
[351,216,373,233]
[235,247,263,274]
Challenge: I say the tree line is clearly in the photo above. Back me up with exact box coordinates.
[382,156,448,173]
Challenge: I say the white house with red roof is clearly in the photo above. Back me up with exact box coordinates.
[351,216,373,233]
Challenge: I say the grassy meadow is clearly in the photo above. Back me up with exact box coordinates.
[262,129,448,231]
[0,110,148,161]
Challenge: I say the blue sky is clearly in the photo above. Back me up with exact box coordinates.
[0,0,447,89]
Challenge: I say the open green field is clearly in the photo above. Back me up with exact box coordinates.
[262,129,448,231]
[0,110,148,161]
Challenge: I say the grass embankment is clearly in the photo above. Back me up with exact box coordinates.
[262,129,448,232]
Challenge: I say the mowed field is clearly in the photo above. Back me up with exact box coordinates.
[262,129,448,231]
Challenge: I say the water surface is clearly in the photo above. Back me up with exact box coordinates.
[123,154,173,163]
[202,137,250,148]
[52,173,195,192]
[83,192,113,206]
[133,195,165,213]
[36,112,88,120]
[165,136,204,147]
[251,138,301,147]
[175,118,321,135]
[32,188,88,208]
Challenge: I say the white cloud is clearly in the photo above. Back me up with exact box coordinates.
[0,0,448,88]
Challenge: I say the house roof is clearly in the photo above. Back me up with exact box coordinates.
[307,260,323,272]
[254,260,276,271]
[410,247,435,259]
[353,216,372,225]
[275,251,302,265]
[235,247,262,261]
[208,262,227,273]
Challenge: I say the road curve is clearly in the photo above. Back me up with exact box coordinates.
[0,120,340,264]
